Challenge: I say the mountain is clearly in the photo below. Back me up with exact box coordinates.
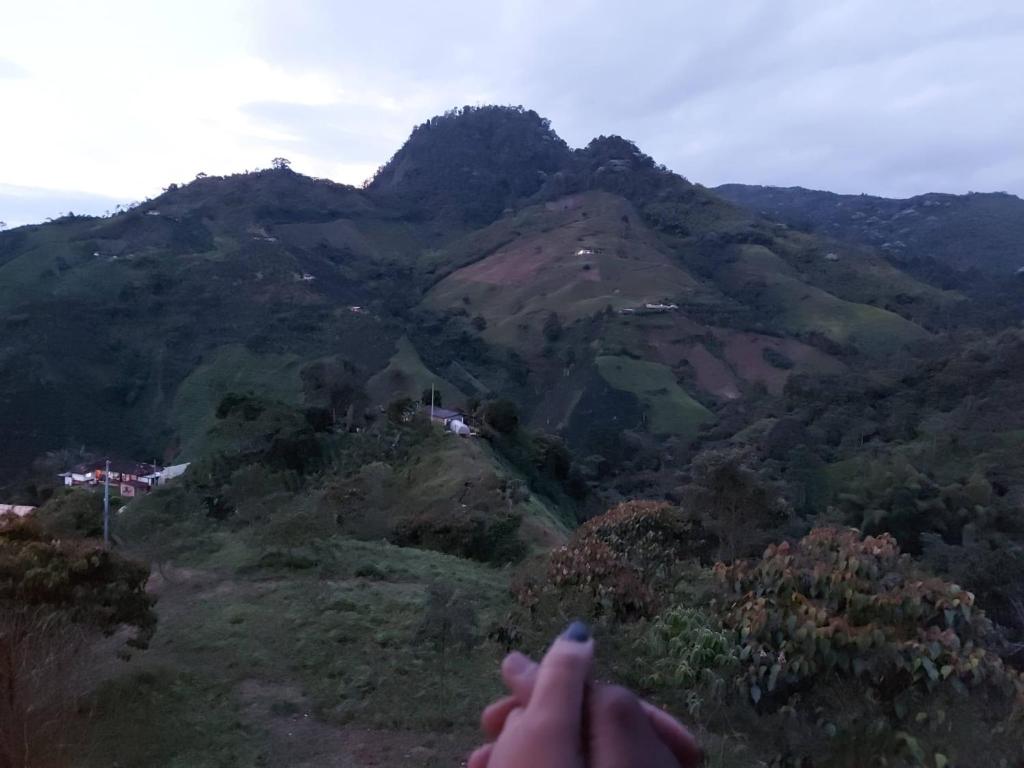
[714,183,1024,275]
[0,106,989,490]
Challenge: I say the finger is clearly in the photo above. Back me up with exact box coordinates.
[641,701,704,767]
[481,695,519,739]
[467,743,493,768]
[526,621,594,729]
[490,644,702,764]
[589,685,678,768]
[500,651,538,701]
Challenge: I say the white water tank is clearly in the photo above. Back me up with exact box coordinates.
[448,419,471,436]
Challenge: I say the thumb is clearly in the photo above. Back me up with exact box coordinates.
[526,621,594,732]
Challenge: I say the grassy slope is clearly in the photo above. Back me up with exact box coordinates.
[722,245,931,353]
[169,344,306,460]
[84,534,511,768]
[324,429,571,551]
[365,335,467,407]
[595,355,712,438]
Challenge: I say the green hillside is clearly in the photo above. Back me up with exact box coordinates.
[715,183,1024,274]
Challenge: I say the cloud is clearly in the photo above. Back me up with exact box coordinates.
[243,0,1024,197]
[0,58,26,78]
[0,184,122,228]
[1,0,1022,209]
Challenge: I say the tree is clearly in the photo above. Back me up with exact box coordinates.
[301,360,362,421]
[542,312,563,342]
[386,397,417,424]
[484,399,519,434]
[0,516,156,768]
[421,387,442,408]
[32,487,105,538]
[684,451,786,562]
[271,157,292,170]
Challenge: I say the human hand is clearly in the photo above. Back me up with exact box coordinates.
[469,622,702,768]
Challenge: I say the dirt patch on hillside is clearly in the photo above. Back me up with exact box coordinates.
[453,239,557,285]
[717,331,844,394]
[684,344,741,399]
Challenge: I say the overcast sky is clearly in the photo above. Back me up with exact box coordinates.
[2,0,1023,227]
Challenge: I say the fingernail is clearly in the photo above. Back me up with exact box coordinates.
[503,652,531,677]
[561,620,590,642]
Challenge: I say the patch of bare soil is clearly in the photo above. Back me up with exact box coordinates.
[453,238,557,285]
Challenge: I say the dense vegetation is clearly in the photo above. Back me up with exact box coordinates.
[1,105,1022,766]
[715,183,1024,275]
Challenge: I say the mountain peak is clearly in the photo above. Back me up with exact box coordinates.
[367,105,572,225]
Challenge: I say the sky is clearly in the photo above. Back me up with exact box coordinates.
[1,0,1023,227]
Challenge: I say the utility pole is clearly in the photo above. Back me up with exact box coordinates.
[103,459,111,547]
[430,383,435,422]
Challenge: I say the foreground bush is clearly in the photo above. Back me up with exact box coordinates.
[716,527,1024,711]
[1,516,156,768]
[513,501,714,621]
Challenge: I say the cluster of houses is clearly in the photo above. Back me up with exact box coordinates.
[59,460,190,498]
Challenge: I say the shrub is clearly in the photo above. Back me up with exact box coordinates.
[630,526,1024,765]
[391,507,525,564]
[484,399,520,433]
[715,527,1024,711]
[513,501,714,621]
[636,607,738,716]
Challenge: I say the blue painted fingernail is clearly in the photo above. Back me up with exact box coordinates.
[562,621,590,642]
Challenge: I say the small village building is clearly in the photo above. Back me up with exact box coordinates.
[428,407,464,424]
[427,407,473,436]
[59,463,99,486]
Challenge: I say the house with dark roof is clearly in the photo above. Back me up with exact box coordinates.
[428,407,464,424]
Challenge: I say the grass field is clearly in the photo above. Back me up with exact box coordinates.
[170,344,306,460]
[365,335,466,408]
[82,533,513,768]
[723,245,931,354]
[595,355,713,438]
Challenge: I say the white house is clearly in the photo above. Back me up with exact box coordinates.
[139,463,190,487]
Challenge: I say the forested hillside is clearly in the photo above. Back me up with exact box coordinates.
[715,183,1024,275]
